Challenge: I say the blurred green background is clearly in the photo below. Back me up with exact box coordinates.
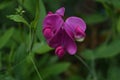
[0,0,120,80]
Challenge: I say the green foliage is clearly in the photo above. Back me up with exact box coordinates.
[84,13,107,25]
[41,62,70,79]
[111,0,120,9]
[0,1,13,10]
[107,65,120,80]
[36,0,46,42]
[32,42,53,54]
[68,75,83,80]
[0,28,14,49]
[18,0,36,16]
[96,0,120,9]
[0,0,120,80]
[82,39,120,59]
[95,40,120,58]
[117,17,120,33]
[7,15,29,27]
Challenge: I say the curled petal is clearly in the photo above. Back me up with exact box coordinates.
[55,46,65,58]
[55,7,65,16]
[43,14,64,34]
[74,26,86,42]
[43,27,54,39]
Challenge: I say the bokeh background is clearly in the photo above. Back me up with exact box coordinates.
[0,0,120,80]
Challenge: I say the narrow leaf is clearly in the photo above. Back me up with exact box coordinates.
[0,28,14,49]
[41,62,70,79]
[36,0,46,42]
[117,17,120,33]
[32,42,53,54]
[7,15,29,27]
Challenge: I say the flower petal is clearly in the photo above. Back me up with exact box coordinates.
[43,14,63,33]
[55,7,65,16]
[63,29,77,55]
[43,27,54,40]
[55,46,65,58]
[48,28,63,48]
[65,17,86,32]
[48,28,77,55]
[64,17,86,42]
[74,26,86,42]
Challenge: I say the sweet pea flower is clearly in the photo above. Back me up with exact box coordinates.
[42,7,86,58]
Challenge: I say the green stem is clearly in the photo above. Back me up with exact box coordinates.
[75,55,90,72]
[27,0,43,79]
[75,54,97,80]
[28,31,43,80]
[30,56,43,80]
[28,24,43,80]
[91,58,97,80]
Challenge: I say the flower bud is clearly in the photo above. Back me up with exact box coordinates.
[55,46,65,58]
[43,27,54,39]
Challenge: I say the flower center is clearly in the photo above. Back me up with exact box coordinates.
[43,27,54,39]
[55,46,65,58]
[74,26,85,42]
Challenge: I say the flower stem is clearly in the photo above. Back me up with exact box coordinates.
[74,55,90,71]
[30,56,43,80]
[91,57,97,80]
[28,25,43,80]
[74,54,97,80]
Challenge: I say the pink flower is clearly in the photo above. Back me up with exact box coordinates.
[42,7,86,58]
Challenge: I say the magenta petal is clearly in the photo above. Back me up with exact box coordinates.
[43,27,54,40]
[65,17,86,32]
[55,46,65,58]
[63,29,77,55]
[48,28,63,48]
[43,14,64,33]
[48,11,53,14]
[55,7,65,16]
[74,26,86,42]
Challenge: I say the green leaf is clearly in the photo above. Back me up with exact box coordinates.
[107,66,120,80]
[0,28,14,49]
[0,74,15,80]
[41,62,70,79]
[18,0,36,16]
[13,43,27,64]
[32,42,53,54]
[0,1,13,10]
[81,49,94,60]
[96,0,120,10]
[117,17,120,33]
[84,13,107,25]
[21,0,46,41]
[13,44,31,80]
[30,1,40,29]
[111,0,120,9]
[43,0,61,11]
[0,52,2,69]
[7,15,29,27]
[95,0,110,3]
[82,39,120,59]
[36,0,46,42]
[68,75,83,80]
[95,39,120,58]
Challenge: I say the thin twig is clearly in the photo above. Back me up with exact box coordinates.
[30,56,43,80]
[74,54,97,80]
